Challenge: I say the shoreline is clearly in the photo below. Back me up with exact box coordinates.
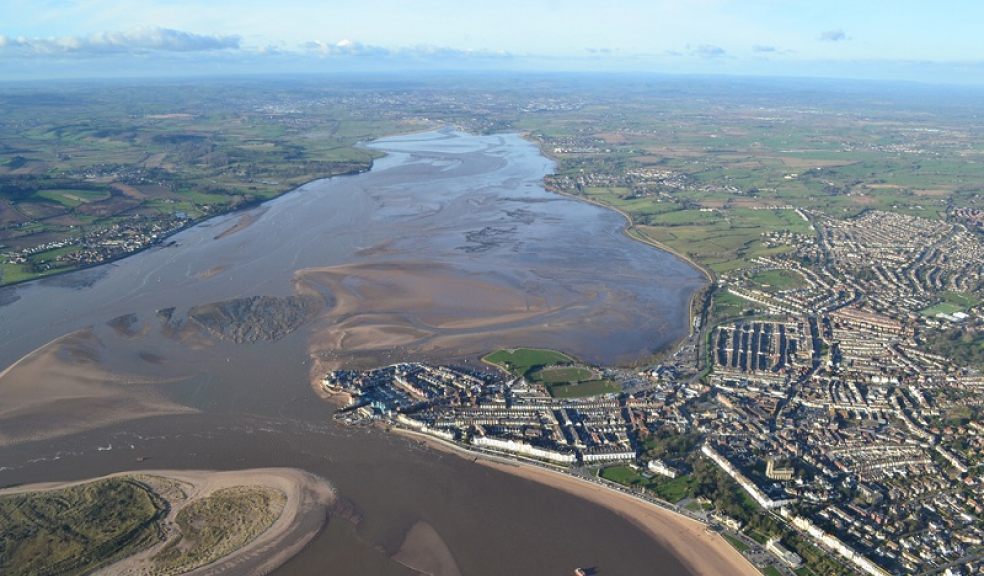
[0,164,372,291]
[521,130,714,283]
[0,122,453,292]
[392,427,760,576]
[0,467,336,576]
[552,188,713,348]
[523,131,714,353]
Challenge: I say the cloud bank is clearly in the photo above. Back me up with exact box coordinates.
[302,39,512,61]
[0,28,240,55]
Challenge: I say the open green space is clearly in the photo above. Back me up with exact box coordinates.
[711,289,755,321]
[599,465,698,503]
[35,188,112,208]
[0,262,37,285]
[600,465,646,486]
[941,291,979,309]
[636,208,810,274]
[482,348,576,377]
[0,477,166,576]
[920,291,979,319]
[748,268,805,292]
[484,348,619,398]
[723,533,750,553]
[925,326,984,370]
[920,302,965,317]
[528,365,595,383]
[546,379,620,398]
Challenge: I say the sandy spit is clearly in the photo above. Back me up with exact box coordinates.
[0,467,335,576]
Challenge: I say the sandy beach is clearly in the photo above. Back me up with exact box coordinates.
[394,429,760,576]
[0,468,335,576]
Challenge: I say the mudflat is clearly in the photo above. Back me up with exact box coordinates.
[0,330,194,446]
[0,130,708,576]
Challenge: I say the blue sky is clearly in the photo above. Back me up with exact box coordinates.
[2,0,984,83]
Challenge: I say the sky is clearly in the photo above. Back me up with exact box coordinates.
[2,0,984,84]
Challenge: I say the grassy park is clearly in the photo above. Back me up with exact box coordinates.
[483,348,618,398]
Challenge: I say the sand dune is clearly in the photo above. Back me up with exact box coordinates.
[1,468,335,576]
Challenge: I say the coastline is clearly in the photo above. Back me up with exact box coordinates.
[553,188,713,346]
[392,427,760,576]
[5,127,736,574]
[523,131,714,351]
[0,467,336,576]
[0,166,371,291]
[521,131,712,277]
[1,122,457,292]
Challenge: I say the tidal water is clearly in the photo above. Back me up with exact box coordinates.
[0,130,705,575]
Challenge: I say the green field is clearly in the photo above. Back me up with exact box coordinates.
[920,302,966,317]
[35,188,111,208]
[547,379,621,398]
[711,289,755,321]
[941,291,979,308]
[723,534,750,553]
[483,348,619,397]
[482,348,576,377]
[748,268,805,292]
[600,465,697,503]
[920,292,979,317]
[0,477,166,576]
[600,465,646,486]
[636,208,810,274]
[528,365,595,383]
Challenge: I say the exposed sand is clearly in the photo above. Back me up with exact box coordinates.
[214,207,268,240]
[0,468,336,576]
[394,430,760,576]
[392,521,462,576]
[0,331,195,446]
[299,261,634,379]
[196,265,227,279]
[300,261,555,372]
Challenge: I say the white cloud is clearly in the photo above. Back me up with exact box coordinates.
[302,39,512,61]
[0,28,239,56]
[302,39,389,57]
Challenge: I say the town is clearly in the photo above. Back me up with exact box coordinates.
[325,204,983,576]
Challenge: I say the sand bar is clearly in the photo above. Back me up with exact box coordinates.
[0,330,194,446]
[0,467,335,576]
